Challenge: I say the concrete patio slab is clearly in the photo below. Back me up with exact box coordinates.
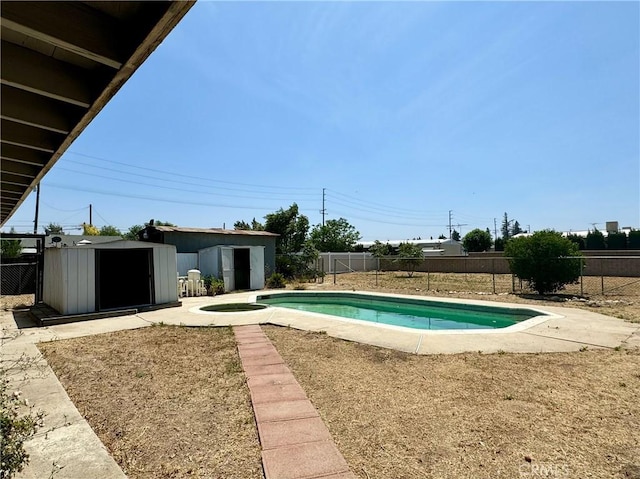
[258,416,333,450]
[261,441,352,479]
[241,353,286,367]
[253,399,319,423]
[247,372,298,388]
[250,382,308,405]
[243,363,293,378]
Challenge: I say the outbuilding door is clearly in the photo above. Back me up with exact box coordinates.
[96,249,153,310]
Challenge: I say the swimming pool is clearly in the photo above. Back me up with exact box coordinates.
[256,292,546,331]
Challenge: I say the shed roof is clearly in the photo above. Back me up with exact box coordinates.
[153,225,279,237]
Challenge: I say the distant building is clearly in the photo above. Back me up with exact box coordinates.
[359,238,464,256]
[139,225,279,291]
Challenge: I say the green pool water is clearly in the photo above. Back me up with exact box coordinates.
[257,293,542,330]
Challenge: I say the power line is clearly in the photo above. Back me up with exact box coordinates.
[65,151,318,192]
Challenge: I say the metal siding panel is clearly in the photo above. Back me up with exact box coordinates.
[87,249,95,311]
[67,249,79,314]
[76,248,89,313]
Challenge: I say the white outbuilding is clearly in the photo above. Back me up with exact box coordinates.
[43,240,177,315]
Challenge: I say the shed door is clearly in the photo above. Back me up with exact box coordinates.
[221,247,234,292]
[96,248,153,310]
[250,246,265,290]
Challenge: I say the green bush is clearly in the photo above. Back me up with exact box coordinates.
[1,376,43,478]
[266,272,286,289]
[505,230,583,295]
[566,234,585,250]
[202,275,225,295]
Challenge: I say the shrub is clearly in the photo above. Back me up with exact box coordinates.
[629,230,640,249]
[210,278,225,295]
[1,375,43,477]
[266,272,286,289]
[462,229,492,252]
[505,230,583,295]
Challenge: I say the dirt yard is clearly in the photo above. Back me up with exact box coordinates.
[35,273,640,478]
[264,326,640,479]
[38,326,264,479]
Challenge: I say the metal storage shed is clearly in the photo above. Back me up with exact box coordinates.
[43,240,177,315]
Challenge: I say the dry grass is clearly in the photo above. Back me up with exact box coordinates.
[309,272,640,323]
[38,326,263,479]
[264,326,640,479]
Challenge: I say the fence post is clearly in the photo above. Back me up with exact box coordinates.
[601,275,604,295]
[427,259,430,290]
[512,274,515,293]
[580,260,584,296]
[492,258,496,294]
[376,257,380,287]
[333,258,337,285]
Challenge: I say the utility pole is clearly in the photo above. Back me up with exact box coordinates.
[448,210,452,239]
[33,183,40,234]
[89,204,93,226]
[321,188,326,227]
[494,218,498,239]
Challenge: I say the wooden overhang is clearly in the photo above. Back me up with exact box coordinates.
[0,1,195,226]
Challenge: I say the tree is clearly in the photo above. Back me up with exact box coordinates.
[44,223,63,235]
[264,203,309,254]
[511,221,523,236]
[462,229,492,253]
[438,234,447,240]
[82,223,99,236]
[1,228,22,258]
[122,220,175,241]
[99,225,121,236]
[396,242,424,278]
[586,229,606,250]
[494,237,505,252]
[368,240,393,258]
[234,220,251,230]
[501,212,510,241]
[234,218,264,231]
[308,218,361,252]
[629,230,640,249]
[606,232,627,250]
[566,234,585,250]
[505,230,583,295]
[451,230,461,241]
[123,225,144,241]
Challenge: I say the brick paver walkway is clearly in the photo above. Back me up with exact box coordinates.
[234,325,356,479]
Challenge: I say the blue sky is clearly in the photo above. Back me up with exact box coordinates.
[5,1,639,241]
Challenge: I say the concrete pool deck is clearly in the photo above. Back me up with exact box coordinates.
[2,290,639,478]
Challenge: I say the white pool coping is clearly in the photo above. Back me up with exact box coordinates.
[237,290,562,335]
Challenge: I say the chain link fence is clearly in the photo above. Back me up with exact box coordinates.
[1,262,37,310]
[326,254,640,298]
